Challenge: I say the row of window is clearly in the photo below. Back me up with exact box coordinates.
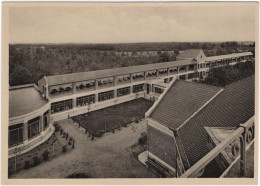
[9,111,49,147]
[51,84,145,114]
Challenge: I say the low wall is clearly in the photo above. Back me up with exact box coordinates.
[8,124,54,158]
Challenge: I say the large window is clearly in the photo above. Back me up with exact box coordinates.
[9,123,23,147]
[43,110,49,130]
[28,117,40,140]
[51,99,73,114]
[188,73,194,79]
[179,75,186,80]
[154,87,164,94]
[98,90,114,102]
[77,94,95,107]
[133,84,144,93]
[117,87,130,97]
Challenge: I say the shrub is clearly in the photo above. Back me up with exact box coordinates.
[66,172,90,178]
[24,161,30,169]
[135,118,139,123]
[62,145,67,153]
[42,150,49,161]
[33,156,41,166]
[138,133,147,145]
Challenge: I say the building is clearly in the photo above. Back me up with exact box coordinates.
[145,76,255,177]
[8,49,253,157]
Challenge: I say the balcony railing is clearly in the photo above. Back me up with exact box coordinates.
[180,116,254,178]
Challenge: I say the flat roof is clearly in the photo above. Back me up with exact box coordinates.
[9,85,48,118]
[46,59,195,86]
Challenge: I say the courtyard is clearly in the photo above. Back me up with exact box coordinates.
[72,98,154,137]
[10,118,157,178]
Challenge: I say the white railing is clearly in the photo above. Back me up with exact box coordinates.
[180,116,254,178]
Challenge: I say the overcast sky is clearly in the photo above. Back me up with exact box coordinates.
[9,3,257,44]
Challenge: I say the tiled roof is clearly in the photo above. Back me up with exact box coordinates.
[46,59,195,86]
[150,80,222,130]
[206,52,253,61]
[177,49,202,59]
[178,76,255,167]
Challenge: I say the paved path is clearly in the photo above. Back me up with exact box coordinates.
[11,119,156,178]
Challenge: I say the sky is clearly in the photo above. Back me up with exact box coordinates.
[9,3,257,44]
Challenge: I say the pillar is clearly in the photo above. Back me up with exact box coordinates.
[40,115,44,133]
[156,70,159,77]
[72,83,77,94]
[240,132,246,177]
[95,80,98,90]
[177,67,180,74]
[95,93,98,103]
[23,121,28,141]
[46,85,49,99]
[130,85,133,94]
[167,68,169,76]
[113,76,117,86]
[186,65,189,72]
[130,74,133,83]
[73,98,77,108]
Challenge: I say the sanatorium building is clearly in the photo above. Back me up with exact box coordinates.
[9,49,254,177]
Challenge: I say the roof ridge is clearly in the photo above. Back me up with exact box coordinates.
[176,88,224,131]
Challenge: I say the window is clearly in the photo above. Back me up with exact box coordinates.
[133,84,144,93]
[117,87,130,97]
[98,90,114,102]
[43,110,49,130]
[179,75,186,80]
[9,123,23,147]
[77,94,95,106]
[51,99,73,114]
[28,117,40,140]
[188,73,194,79]
[154,87,164,94]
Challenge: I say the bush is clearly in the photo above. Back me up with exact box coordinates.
[53,122,60,132]
[138,132,147,145]
[135,118,139,123]
[24,161,30,169]
[42,150,49,161]
[33,156,41,166]
[66,172,90,178]
[62,145,67,153]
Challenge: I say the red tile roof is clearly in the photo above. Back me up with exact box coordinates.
[150,80,222,130]
[178,76,255,167]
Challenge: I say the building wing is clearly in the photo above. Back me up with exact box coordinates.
[178,76,255,167]
[149,80,222,130]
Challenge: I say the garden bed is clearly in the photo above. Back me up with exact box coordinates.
[8,123,75,177]
[72,98,153,137]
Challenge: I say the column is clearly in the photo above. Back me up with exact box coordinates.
[156,70,159,77]
[73,98,77,108]
[95,79,98,90]
[72,83,77,94]
[144,72,147,80]
[23,121,28,142]
[95,93,98,103]
[40,115,44,133]
[130,85,133,94]
[167,68,169,76]
[130,74,133,83]
[46,85,49,100]
[113,76,117,86]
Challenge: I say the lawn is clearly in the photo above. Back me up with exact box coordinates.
[72,98,153,137]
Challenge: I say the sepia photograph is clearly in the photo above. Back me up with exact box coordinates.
[1,2,258,185]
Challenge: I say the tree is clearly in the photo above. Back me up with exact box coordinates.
[10,65,33,86]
